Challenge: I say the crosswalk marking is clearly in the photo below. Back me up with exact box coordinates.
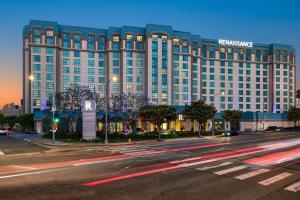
[0,151,4,156]
[285,181,300,192]
[258,172,292,186]
[214,165,248,175]
[196,162,233,171]
[234,168,271,180]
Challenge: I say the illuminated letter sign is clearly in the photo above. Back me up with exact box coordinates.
[85,101,92,111]
[178,114,184,121]
[218,39,253,48]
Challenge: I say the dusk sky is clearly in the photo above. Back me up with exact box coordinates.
[0,0,299,109]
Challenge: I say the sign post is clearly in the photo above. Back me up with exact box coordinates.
[82,100,96,140]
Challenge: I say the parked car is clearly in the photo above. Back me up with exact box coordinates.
[25,129,37,134]
[222,130,239,137]
[0,128,9,135]
[265,126,278,131]
[274,127,284,132]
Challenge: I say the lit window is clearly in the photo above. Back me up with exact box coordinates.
[113,36,119,42]
[137,35,143,41]
[46,30,54,36]
[126,34,133,40]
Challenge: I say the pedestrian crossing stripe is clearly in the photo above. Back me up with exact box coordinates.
[214,165,248,175]
[285,181,300,192]
[196,162,233,171]
[258,172,292,186]
[234,169,271,180]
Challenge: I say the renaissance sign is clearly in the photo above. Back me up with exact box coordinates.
[82,100,96,140]
[218,39,253,48]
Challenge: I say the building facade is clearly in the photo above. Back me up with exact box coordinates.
[23,20,296,114]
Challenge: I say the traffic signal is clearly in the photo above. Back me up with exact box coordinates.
[54,117,60,123]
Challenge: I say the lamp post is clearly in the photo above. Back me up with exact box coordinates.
[29,74,56,143]
[104,76,118,144]
[51,90,56,144]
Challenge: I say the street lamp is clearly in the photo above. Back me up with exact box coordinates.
[29,75,56,143]
[104,76,118,144]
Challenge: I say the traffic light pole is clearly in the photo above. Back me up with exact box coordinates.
[52,91,56,144]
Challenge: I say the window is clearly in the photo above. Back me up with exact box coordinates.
[88,52,94,58]
[74,59,80,66]
[209,46,215,58]
[74,76,80,82]
[63,58,70,65]
[74,34,81,49]
[46,73,54,80]
[63,67,70,74]
[88,60,95,67]
[63,50,69,57]
[46,56,54,63]
[99,53,105,59]
[88,68,95,75]
[98,37,105,50]
[46,48,54,54]
[33,55,40,62]
[74,67,80,74]
[46,82,54,89]
[33,64,40,71]
[74,51,80,57]
[99,61,105,67]
[46,64,54,72]
[202,45,207,58]
[98,69,105,75]
[33,82,40,89]
[113,52,119,59]
[112,60,120,67]
[275,49,281,61]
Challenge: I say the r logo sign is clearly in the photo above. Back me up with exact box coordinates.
[178,114,184,121]
[82,100,96,112]
[85,101,92,111]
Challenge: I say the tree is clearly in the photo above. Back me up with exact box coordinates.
[48,83,100,133]
[121,93,149,134]
[4,115,18,129]
[0,113,5,128]
[17,113,34,130]
[287,106,300,127]
[222,110,242,131]
[184,100,217,136]
[139,105,177,140]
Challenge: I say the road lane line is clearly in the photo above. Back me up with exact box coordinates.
[234,169,271,180]
[196,162,233,171]
[0,169,63,179]
[214,165,248,175]
[0,151,4,156]
[285,181,300,192]
[83,149,267,186]
[258,172,292,186]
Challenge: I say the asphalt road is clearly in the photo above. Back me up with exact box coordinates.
[0,135,49,155]
[0,132,299,200]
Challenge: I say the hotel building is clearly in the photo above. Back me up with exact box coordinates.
[23,20,296,115]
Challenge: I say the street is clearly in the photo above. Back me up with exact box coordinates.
[0,132,299,200]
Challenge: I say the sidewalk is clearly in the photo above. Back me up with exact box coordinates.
[11,132,210,148]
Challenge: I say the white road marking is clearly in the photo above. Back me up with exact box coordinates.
[24,139,31,142]
[285,181,300,192]
[0,168,62,179]
[234,168,271,180]
[258,172,292,186]
[196,162,233,171]
[214,165,248,175]
[0,151,4,156]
